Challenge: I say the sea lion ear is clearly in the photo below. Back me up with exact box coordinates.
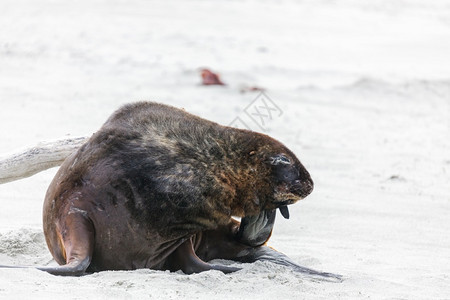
[269,154,291,165]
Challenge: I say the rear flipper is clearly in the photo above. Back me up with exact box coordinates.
[36,257,91,276]
[0,210,94,276]
[236,209,276,247]
[0,257,91,276]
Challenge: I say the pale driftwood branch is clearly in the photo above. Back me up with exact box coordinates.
[0,136,89,184]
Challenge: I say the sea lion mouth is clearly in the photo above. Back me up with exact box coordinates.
[272,195,300,220]
[278,205,289,219]
[275,196,300,219]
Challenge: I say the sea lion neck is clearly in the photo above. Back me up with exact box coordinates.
[205,127,273,217]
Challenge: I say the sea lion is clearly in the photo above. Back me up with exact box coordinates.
[2,102,339,279]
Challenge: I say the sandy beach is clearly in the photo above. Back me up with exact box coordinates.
[1,0,449,298]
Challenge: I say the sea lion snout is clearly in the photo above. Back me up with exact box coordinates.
[265,151,313,220]
[291,177,314,198]
[270,153,313,200]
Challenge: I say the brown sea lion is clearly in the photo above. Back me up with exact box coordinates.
[1,102,340,280]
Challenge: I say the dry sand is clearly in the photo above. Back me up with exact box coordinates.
[1,0,449,298]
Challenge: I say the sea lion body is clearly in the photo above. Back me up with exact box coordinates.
[41,102,315,275]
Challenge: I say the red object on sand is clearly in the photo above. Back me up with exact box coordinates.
[239,86,265,93]
[200,69,225,85]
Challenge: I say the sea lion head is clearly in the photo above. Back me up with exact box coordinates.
[235,147,313,247]
[266,152,314,217]
[244,139,314,216]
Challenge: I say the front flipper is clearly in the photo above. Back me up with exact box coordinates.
[236,209,276,247]
[235,246,343,282]
[195,221,342,282]
[165,237,240,274]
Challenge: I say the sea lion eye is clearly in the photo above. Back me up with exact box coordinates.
[270,155,291,165]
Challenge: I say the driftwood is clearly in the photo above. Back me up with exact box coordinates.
[0,136,89,184]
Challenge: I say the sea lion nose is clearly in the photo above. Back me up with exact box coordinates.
[303,178,314,196]
[292,178,314,197]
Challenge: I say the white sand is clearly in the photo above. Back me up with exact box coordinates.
[1,0,449,298]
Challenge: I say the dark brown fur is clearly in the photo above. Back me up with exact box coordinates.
[38,102,320,275]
